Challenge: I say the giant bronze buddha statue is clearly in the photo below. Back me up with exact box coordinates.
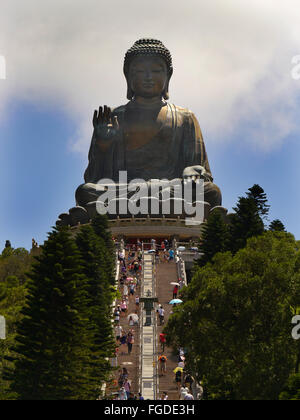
[57,39,222,226]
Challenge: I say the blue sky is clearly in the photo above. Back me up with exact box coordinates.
[0,0,300,250]
[0,102,85,249]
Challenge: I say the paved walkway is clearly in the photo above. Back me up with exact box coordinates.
[110,247,182,400]
[156,258,181,400]
[113,253,141,397]
[139,253,158,399]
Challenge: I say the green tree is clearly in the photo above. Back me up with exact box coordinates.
[0,248,33,284]
[91,214,116,286]
[198,209,230,267]
[0,276,28,400]
[92,214,114,252]
[1,241,13,258]
[229,196,264,254]
[269,219,286,232]
[164,232,300,400]
[7,227,96,400]
[279,374,300,400]
[246,184,270,220]
[0,247,34,399]
[75,224,116,389]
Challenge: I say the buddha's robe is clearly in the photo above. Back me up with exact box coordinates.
[77,102,221,209]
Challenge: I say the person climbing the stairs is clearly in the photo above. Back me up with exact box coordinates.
[158,354,168,376]
[159,333,166,352]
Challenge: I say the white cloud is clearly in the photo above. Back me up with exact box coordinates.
[0,0,300,154]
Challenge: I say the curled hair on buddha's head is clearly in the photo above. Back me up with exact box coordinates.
[124,38,173,101]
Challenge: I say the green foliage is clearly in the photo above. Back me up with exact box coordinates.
[0,247,33,399]
[6,227,99,400]
[2,223,116,400]
[0,276,28,399]
[229,195,264,254]
[91,214,116,286]
[0,248,33,284]
[165,232,300,400]
[199,184,268,262]
[269,219,286,232]
[92,214,114,253]
[198,210,230,267]
[246,184,270,220]
[75,225,116,385]
[279,374,300,400]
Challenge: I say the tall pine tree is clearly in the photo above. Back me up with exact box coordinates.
[246,184,270,220]
[269,219,286,232]
[198,210,230,267]
[229,195,264,254]
[7,227,95,400]
[75,225,116,391]
[91,214,116,286]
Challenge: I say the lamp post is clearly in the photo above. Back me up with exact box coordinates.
[140,289,158,326]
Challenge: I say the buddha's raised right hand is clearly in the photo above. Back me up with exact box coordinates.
[93,106,119,150]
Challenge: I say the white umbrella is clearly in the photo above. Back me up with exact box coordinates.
[170,282,180,286]
[127,313,139,321]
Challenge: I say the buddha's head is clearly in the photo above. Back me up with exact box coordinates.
[124,39,173,101]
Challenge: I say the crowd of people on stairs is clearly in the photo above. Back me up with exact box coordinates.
[110,239,203,400]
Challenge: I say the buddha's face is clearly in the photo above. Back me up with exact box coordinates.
[128,56,169,99]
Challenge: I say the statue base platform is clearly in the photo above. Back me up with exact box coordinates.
[60,205,230,242]
[108,216,203,241]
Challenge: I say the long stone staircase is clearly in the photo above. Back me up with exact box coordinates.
[110,240,190,400]
[156,259,181,400]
